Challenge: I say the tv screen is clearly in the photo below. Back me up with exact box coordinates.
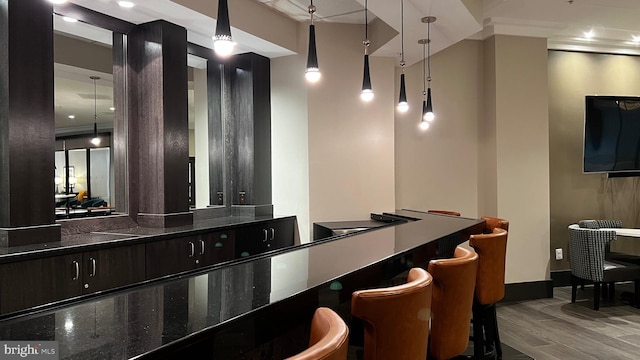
[584,96,640,173]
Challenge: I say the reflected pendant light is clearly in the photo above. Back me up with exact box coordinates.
[420,16,436,129]
[397,0,408,112]
[360,0,373,102]
[90,76,101,146]
[305,1,321,83]
[213,0,235,57]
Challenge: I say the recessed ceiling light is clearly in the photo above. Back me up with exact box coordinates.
[49,0,68,4]
[68,115,75,119]
[109,107,115,111]
[118,1,135,8]
[583,30,594,39]
[62,16,77,23]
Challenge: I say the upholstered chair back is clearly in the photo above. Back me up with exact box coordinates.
[285,307,349,360]
[470,228,508,305]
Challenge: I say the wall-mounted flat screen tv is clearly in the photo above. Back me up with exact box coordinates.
[584,95,640,173]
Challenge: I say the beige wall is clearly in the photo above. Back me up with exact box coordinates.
[272,22,396,243]
[306,23,396,225]
[489,36,550,283]
[395,40,481,217]
[548,51,640,270]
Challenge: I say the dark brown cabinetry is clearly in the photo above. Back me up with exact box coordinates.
[235,219,294,258]
[145,230,235,279]
[0,244,145,314]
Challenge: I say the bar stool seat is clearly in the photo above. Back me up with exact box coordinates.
[285,307,349,360]
[427,246,479,360]
[470,228,508,360]
[351,267,433,360]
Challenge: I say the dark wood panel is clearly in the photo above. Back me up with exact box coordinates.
[251,54,272,206]
[83,244,145,293]
[113,32,128,214]
[128,20,190,220]
[145,236,197,279]
[208,62,225,206]
[0,254,82,314]
[1,0,56,228]
[200,230,235,266]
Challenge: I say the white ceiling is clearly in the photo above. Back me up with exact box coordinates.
[53,0,640,131]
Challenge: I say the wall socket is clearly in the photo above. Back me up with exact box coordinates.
[555,248,563,260]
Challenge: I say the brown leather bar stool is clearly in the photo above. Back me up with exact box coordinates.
[285,307,349,360]
[428,210,461,216]
[480,215,509,233]
[351,267,433,360]
[470,228,508,360]
[427,247,479,360]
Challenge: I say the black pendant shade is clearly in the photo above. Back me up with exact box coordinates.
[362,54,372,91]
[426,87,433,114]
[306,24,319,70]
[215,0,231,39]
[399,73,407,104]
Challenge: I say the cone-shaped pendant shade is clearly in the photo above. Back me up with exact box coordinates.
[424,87,435,122]
[91,122,100,146]
[214,0,234,57]
[305,24,320,82]
[360,54,374,101]
[397,73,408,112]
[215,0,231,38]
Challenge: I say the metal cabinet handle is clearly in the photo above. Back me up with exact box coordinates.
[72,261,79,281]
[188,242,195,258]
[89,258,96,277]
[200,240,205,255]
[263,229,268,242]
[270,228,275,241]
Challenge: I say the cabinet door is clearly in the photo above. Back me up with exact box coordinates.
[0,254,82,314]
[83,244,145,293]
[235,224,270,258]
[145,236,200,279]
[199,230,235,267]
[269,219,295,250]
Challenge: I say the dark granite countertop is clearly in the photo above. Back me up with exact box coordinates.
[0,214,297,263]
[0,210,484,359]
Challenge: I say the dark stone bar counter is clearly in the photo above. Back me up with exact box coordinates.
[0,210,484,359]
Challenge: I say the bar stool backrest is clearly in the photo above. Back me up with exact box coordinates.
[470,228,508,305]
[285,307,349,360]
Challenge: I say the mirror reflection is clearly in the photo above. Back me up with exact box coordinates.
[53,15,115,218]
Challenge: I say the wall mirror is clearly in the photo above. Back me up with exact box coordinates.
[53,14,118,218]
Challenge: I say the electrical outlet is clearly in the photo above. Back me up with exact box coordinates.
[555,248,563,260]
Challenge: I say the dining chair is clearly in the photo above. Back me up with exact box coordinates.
[567,224,640,311]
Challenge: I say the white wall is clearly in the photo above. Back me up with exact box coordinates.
[271,25,311,242]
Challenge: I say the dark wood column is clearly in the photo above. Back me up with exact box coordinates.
[0,0,60,246]
[128,20,192,227]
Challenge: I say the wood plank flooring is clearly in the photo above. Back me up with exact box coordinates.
[498,283,640,360]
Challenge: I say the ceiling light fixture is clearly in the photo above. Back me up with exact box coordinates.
[213,0,235,57]
[118,1,135,8]
[48,0,68,4]
[360,0,373,102]
[62,16,77,23]
[420,16,436,130]
[397,0,408,113]
[305,0,321,83]
[68,115,75,119]
[583,30,594,39]
[90,76,101,146]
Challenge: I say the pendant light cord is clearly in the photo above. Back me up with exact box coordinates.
[93,78,97,122]
[365,0,368,40]
[422,43,426,96]
[400,0,405,67]
[427,21,431,86]
[309,0,314,24]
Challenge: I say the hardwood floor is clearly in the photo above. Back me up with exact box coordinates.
[498,284,640,360]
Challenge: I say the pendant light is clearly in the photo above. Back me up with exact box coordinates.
[90,76,101,146]
[213,0,235,57]
[420,16,436,130]
[360,0,373,102]
[397,0,408,113]
[305,1,321,83]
